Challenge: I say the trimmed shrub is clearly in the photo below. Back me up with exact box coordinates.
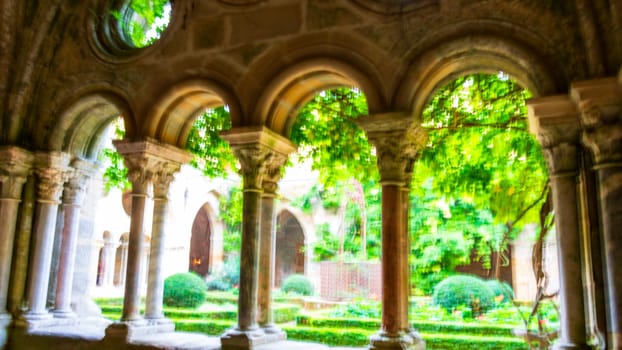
[485,279,514,304]
[432,275,495,315]
[163,272,207,308]
[205,256,240,291]
[281,274,314,296]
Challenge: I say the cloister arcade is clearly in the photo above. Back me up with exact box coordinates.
[0,1,621,349]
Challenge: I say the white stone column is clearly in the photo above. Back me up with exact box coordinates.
[528,96,589,349]
[257,143,293,339]
[573,77,622,349]
[0,147,33,317]
[22,152,69,322]
[53,159,95,318]
[220,127,294,350]
[357,114,426,350]
[102,239,116,287]
[145,157,187,326]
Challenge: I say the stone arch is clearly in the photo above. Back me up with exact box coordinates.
[396,34,560,122]
[114,233,129,287]
[275,209,306,288]
[189,202,217,277]
[253,57,384,136]
[46,88,135,159]
[144,79,242,148]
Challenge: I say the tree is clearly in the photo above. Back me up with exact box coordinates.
[412,73,550,280]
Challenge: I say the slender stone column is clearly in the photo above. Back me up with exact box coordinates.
[357,113,426,350]
[0,147,33,346]
[8,175,35,314]
[527,95,589,349]
[53,159,95,318]
[145,159,185,325]
[257,144,293,338]
[22,152,69,322]
[220,127,294,350]
[0,147,33,317]
[573,77,622,349]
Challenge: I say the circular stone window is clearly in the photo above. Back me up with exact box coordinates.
[116,0,172,48]
[91,0,173,59]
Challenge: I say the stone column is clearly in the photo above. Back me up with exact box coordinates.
[144,159,186,327]
[53,159,95,318]
[220,127,294,350]
[0,147,33,316]
[0,147,33,346]
[573,77,622,349]
[22,152,69,322]
[527,95,589,349]
[8,175,35,314]
[357,113,426,350]
[105,139,190,341]
[257,142,294,338]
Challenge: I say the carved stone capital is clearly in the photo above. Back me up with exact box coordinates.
[34,152,71,203]
[356,113,427,184]
[114,139,191,194]
[63,158,98,206]
[262,153,288,194]
[220,127,296,192]
[152,161,182,199]
[527,95,582,175]
[0,146,34,199]
[570,78,622,166]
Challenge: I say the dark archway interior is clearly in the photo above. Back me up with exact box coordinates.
[189,206,212,277]
[275,211,305,287]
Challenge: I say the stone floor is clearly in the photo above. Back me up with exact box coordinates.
[8,322,365,350]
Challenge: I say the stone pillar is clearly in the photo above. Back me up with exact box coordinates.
[220,127,294,350]
[573,77,622,349]
[105,139,190,341]
[527,95,590,349]
[0,147,33,346]
[21,152,69,323]
[0,148,33,316]
[257,142,293,339]
[53,159,95,318]
[144,159,185,328]
[357,113,426,350]
[8,175,35,315]
[102,238,116,287]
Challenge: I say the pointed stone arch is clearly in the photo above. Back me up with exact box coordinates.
[275,209,306,288]
[189,203,215,277]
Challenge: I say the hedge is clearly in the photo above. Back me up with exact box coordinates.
[295,315,517,337]
[99,304,300,323]
[174,319,233,335]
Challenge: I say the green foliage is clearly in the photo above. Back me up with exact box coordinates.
[205,255,240,291]
[163,273,207,308]
[485,279,514,304]
[219,185,243,254]
[290,88,377,186]
[185,107,236,178]
[99,119,130,192]
[283,326,373,346]
[118,0,170,47]
[281,274,314,296]
[432,275,496,315]
[174,319,233,335]
[329,298,381,319]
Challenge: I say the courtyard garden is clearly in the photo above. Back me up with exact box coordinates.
[95,272,559,349]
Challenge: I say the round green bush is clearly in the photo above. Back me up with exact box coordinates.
[281,274,314,296]
[163,272,207,308]
[485,279,514,304]
[432,274,495,315]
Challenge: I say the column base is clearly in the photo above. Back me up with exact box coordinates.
[0,313,11,349]
[552,341,592,350]
[52,309,77,319]
[221,327,278,350]
[369,331,425,350]
[260,324,287,340]
[104,318,175,342]
[14,311,57,332]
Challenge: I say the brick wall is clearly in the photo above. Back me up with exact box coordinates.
[319,261,381,300]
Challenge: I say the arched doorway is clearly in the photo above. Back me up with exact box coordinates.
[189,205,212,277]
[275,210,305,287]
